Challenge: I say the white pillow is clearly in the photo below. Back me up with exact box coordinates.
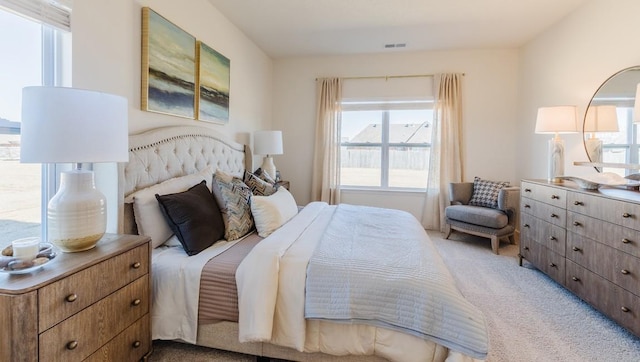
[128,166,214,248]
[250,187,298,237]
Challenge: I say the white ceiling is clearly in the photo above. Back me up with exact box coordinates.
[207,0,587,58]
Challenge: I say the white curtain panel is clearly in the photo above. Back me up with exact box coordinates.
[311,78,342,204]
[422,73,463,230]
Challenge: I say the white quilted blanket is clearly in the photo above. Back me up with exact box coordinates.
[236,202,487,362]
[305,204,488,359]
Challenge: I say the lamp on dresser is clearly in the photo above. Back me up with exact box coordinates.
[253,130,283,180]
[583,105,618,168]
[20,86,128,252]
[535,106,578,182]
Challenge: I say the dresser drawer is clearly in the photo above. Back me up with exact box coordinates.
[567,211,640,258]
[84,314,150,362]
[565,260,640,336]
[521,198,566,228]
[567,233,639,296]
[39,243,149,332]
[521,213,566,256]
[521,239,565,284]
[39,275,149,362]
[568,191,640,232]
[521,181,567,208]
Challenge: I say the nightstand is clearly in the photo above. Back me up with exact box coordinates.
[0,234,151,362]
[276,180,290,190]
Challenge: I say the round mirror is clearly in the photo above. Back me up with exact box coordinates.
[583,66,640,174]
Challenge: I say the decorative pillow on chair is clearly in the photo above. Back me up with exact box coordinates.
[244,171,277,196]
[212,170,255,241]
[469,177,509,209]
[155,181,225,256]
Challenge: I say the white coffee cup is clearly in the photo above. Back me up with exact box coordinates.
[12,237,40,261]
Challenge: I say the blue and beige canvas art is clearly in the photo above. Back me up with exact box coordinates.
[197,42,230,123]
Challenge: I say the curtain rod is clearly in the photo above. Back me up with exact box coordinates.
[315,73,465,81]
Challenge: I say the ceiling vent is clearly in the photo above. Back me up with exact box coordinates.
[384,43,407,49]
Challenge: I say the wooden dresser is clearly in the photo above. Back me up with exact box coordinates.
[0,234,151,362]
[520,179,640,337]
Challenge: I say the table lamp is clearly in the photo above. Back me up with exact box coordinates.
[253,130,283,180]
[20,87,128,252]
[535,106,578,182]
[583,105,618,166]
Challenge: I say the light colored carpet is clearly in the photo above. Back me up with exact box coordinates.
[149,231,640,362]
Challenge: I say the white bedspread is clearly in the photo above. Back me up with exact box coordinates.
[236,202,487,362]
[151,235,245,343]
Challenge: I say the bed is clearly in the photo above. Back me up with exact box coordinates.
[120,125,488,362]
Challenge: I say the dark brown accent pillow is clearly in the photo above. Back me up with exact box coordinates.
[155,180,224,256]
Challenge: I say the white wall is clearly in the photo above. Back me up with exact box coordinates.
[518,0,640,182]
[72,0,273,147]
[273,49,520,216]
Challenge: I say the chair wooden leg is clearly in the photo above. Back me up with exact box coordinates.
[508,234,515,244]
[444,224,452,239]
[491,235,499,254]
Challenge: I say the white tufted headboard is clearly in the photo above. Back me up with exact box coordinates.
[119,125,252,234]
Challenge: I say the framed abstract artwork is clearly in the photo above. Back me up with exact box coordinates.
[141,7,196,119]
[196,41,230,123]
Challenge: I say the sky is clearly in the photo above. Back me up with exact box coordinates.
[0,9,42,122]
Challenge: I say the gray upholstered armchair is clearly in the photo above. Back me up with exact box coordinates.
[444,182,520,254]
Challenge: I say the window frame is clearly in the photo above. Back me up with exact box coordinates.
[340,100,433,191]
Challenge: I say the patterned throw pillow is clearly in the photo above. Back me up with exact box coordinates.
[468,177,509,209]
[212,170,255,241]
[244,171,277,196]
[254,167,277,185]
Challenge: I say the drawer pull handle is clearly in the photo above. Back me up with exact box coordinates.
[573,201,584,206]
[525,188,532,192]
[621,269,630,275]
[65,294,77,303]
[622,306,630,313]
[549,236,557,241]
[524,246,530,251]
[622,238,631,244]
[524,204,531,209]
[551,195,560,200]
[549,262,556,268]
[573,221,581,227]
[523,224,530,228]
[550,213,558,218]
[66,340,78,350]
[572,246,581,252]
[622,212,631,218]
[132,298,142,306]
[133,341,141,348]
[571,276,580,282]
[132,261,141,269]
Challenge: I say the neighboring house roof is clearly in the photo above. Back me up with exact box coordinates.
[349,122,430,143]
[0,118,20,135]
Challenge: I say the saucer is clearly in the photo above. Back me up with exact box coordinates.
[0,243,56,275]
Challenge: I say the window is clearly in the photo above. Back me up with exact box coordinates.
[340,100,433,189]
[0,4,70,245]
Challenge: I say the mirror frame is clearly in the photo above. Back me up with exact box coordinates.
[583,65,640,172]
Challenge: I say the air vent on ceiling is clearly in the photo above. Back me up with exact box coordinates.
[384,43,406,49]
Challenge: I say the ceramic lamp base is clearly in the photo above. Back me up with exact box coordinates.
[260,156,277,180]
[548,137,565,183]
[47,170,106,252]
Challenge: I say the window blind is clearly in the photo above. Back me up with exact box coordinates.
[0,0,71,31]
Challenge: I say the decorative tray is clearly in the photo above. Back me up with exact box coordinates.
[0,243,56,274]
[559,173,640,190]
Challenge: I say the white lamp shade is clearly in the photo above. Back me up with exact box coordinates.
[254,130,283,155]
[584,105,619,133]
[20,86,129,163]
[535,106,578,134]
